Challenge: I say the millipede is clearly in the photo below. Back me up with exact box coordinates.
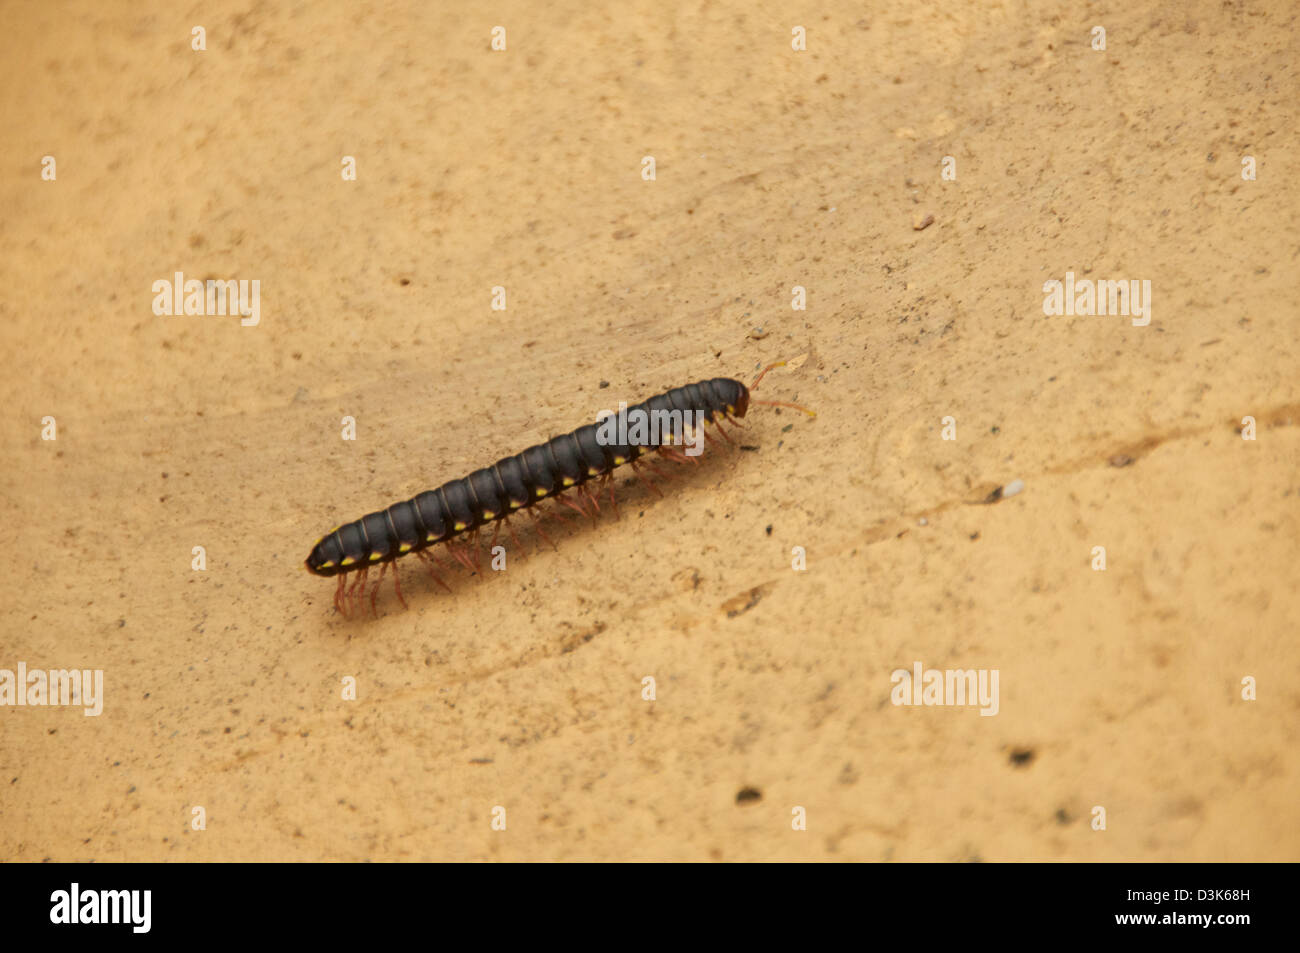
[305,361,813,616]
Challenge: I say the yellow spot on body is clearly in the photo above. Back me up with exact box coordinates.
[613,456,626,465]
[319,560,335,569]
[341,557,357,567]
[510,500,523,508]
[482,511,495,520]
[454,522,467,531]
[399,544,411,554]
[536,488,547,497]
[426,533,437,542]
[587,468,599,476]
[369,552,383,562]
[562,477,574,486]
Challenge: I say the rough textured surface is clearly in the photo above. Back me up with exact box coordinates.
[2,0,1296,861]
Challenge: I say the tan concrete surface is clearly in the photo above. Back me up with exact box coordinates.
[1,0,1297,861]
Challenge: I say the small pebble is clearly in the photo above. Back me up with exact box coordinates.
[918,517,928,526]
[913,212,935,230]
[1002,478,1025,498]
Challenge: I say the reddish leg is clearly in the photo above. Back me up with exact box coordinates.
[502,514,524,551]
[467,528,483,571]
[630,459,664,498]
[346,568,369,617]
[415,550,452,593]
[528,506,559,550]
[548,493,579,522]
[390,561,408,609]
[599,473,620,520]
[658,446,696,466]
[446,540,478,573]
[334,574,347,615]
[681,424,711,456]
[370,562,388,617]
[555,491,591,521]
[578,484,602,526]
[643,458,675,481]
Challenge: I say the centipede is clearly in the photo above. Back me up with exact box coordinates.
[305,361,812,616]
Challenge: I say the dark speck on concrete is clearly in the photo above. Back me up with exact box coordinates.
[1009,748,1036,768]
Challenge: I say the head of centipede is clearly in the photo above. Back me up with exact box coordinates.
[725,378,751,418]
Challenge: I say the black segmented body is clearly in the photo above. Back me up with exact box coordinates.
[305,377,750,578]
